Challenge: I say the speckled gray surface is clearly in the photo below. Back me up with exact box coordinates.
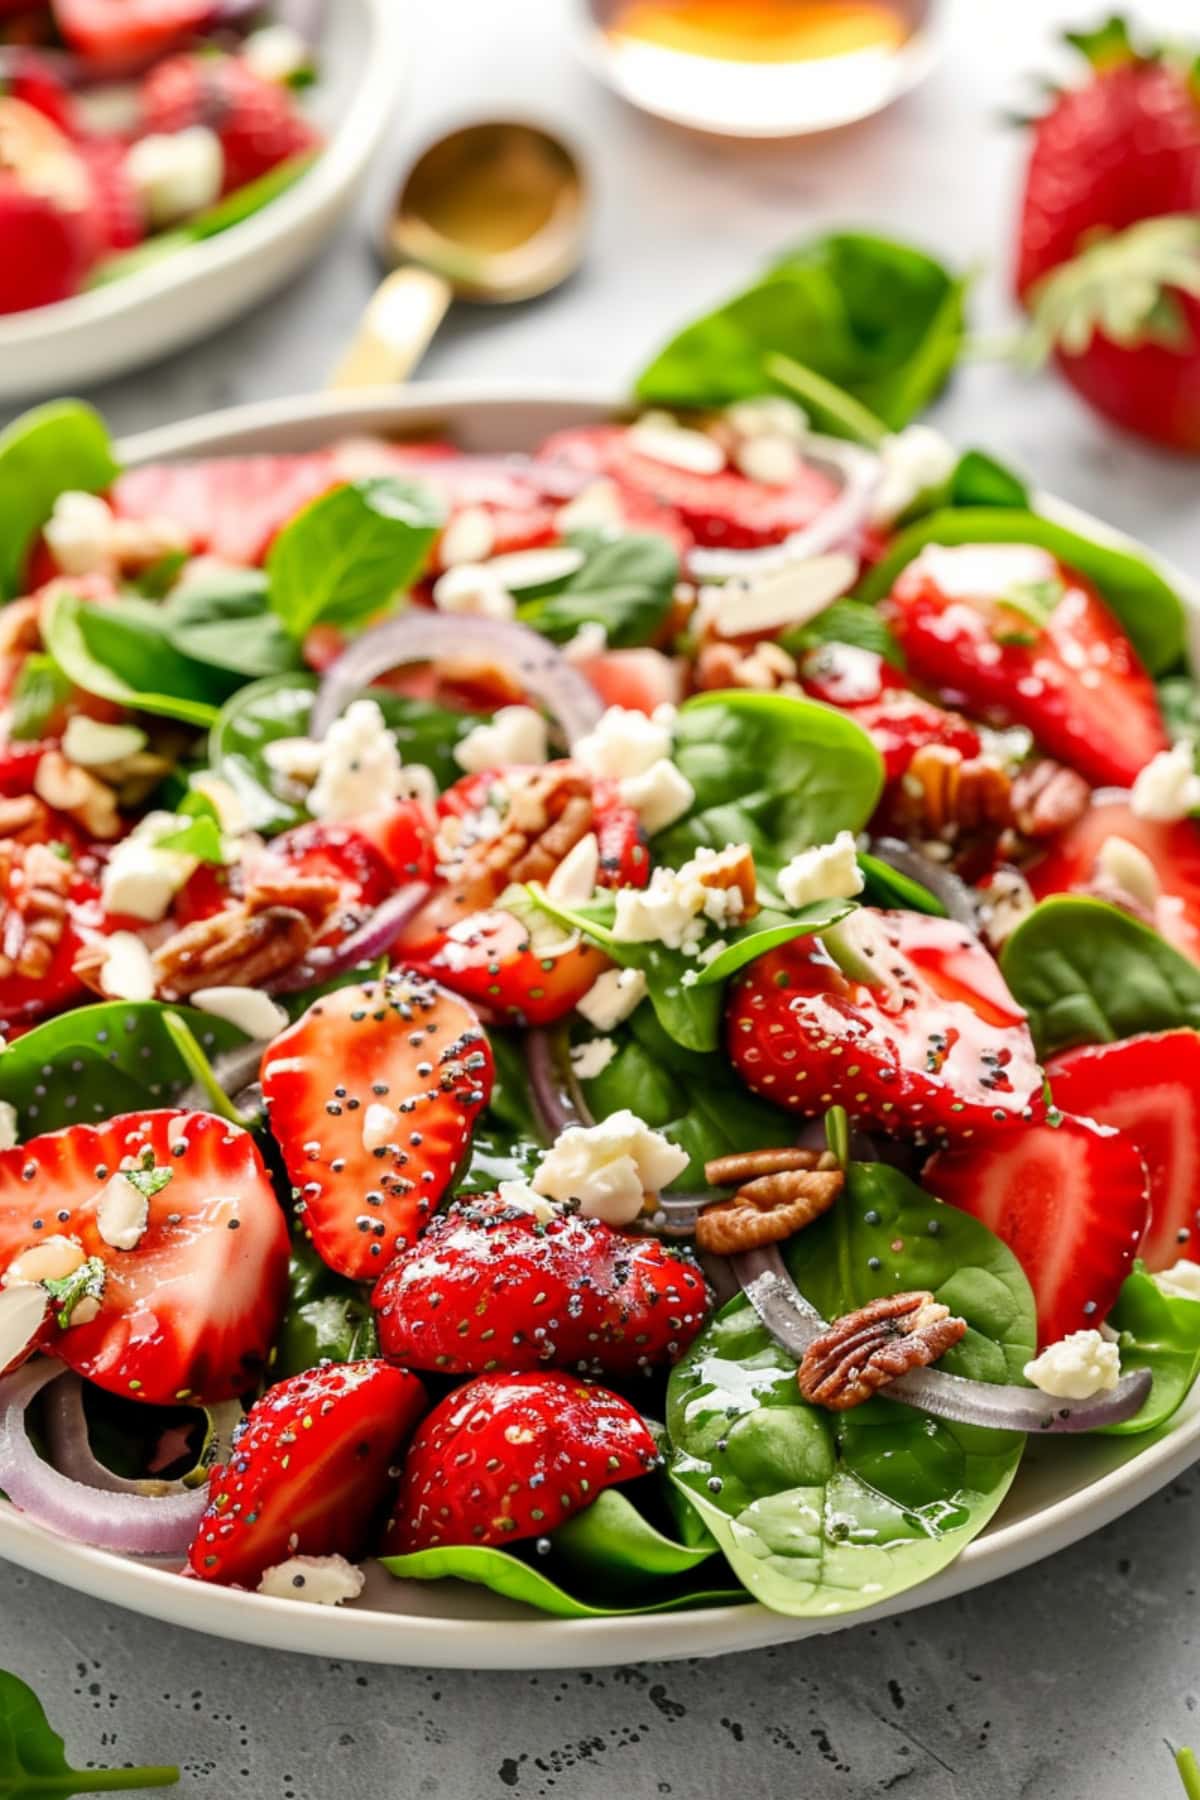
[2,0,1200,1791]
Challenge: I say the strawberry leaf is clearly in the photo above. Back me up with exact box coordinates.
[0,1667,178,1796]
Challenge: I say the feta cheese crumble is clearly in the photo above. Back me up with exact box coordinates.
[439,505,497,568]
[869,425,958,528]
[556,480,626,534]
[573,704,675,783]
[618,758,694,835]
[263,737,325,784]
[1131,742,1200,822]
[453,705,549,775]
[1024,1330,1121,1400]
[95,1174,150,1253]
[308,699,402,823]
[242,22,312,84]
[61,716,147,768]
[612,845,753,953]
[724,395,808,444]
[100,813,200,922]
[576,966,647,1030]
[126,127,224,228]
[257,1554,366,1606]
[191,987,289,1042]
[1153,1259,1200,1302]
[778,831,864,909]
[531,1109,689,1227]
[569,1036,618,1080]
[432,563,515,620]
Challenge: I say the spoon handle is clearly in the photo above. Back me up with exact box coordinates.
[328,266,453,389]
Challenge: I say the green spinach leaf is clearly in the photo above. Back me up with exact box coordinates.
[948,450,1030,510]
[274,1239,379,1378]
[856,507,1186,677]
[456,1029,544,1192]
[0,1667,178,1796]
[857,851,948,917]
[267,477,444,638]
[666,1160,1034,1618]
[42,589,232,728]
[780,597,902,664]
[1000,897,1200,1057]
[8,654,71,741]
[1102,1265,1200,1437]
[635,232,966,433]
[0,401,118,600]
[516,530,678,649]
[161,567,300,678]
[654,690,884,875]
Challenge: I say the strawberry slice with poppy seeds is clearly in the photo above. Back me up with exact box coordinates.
[0,1110,290,1405]
[188,1359,427,1588]
[726,909,1045,1141]
[383,1370,659,1554]
[261,971,494,1280]
[1026,794,1200,963]
[924,1113,1150,1345]
[1046,1031,1200,1273]
[111,453,338,566]
[881,541,1168,787]
[371,1192,710,1377]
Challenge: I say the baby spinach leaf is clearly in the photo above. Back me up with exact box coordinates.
[8,654,71,741]
[856,507,1186,677]
[635,232,966,432]
[267,477,444,639]
[666,1160,1034,1618]
[456,1029,544,1193]
[857,851,948,917]
[0,400,118,600]
[274,1239,379,1378]
[948,450,1030,510]
[0,1001,247,1137]
[654,691,884,875]
[576,1006,796,1189]
[1000,897,1200,1057]
[0,1667,178,1797]
[161,567,300,679]
[516,530,678,649]
[780,598,902,664]
[42,589,231,729]
[1101,1266,1200,1437]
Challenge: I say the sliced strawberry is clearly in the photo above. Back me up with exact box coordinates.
[0,842,108,1035]
[342,805,437,887]
[188,1360,426,1587]
[850,692,981,786]
[372,1192,709,1377]
[80,138,143,254]
[52,0,213,65]
[8,52,80,137]
[0,1109,290,1404]
[261,971,494,1280]
[140,51,320,191]
[538,423,840,551]
[727,909,1045,1140]
[881,542,1168,787]
[574,647,686,715]
[1026,795,1200,963]
[925,1113,1150,1344]
[111,453,337,566]
[0,171,94,313]
[1046,1031,1200,1272]
[403,904,609,1028]
[383,1371,659,1553]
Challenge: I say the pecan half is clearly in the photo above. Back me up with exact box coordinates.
[797,1290,967,1411]
[151,903,316,999]
[0,842,71,981]
[1011,759,1090,839]
[441,766,597,901]
[0,794,52,844]
[694,640,797,693]
[704,1146,836,1186]
[34,751,121,840]
[696,1167,843,1255]
[896,745,1013,840]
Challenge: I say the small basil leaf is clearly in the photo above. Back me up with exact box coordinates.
[516,530,679,649]
[42,589,231,728]
[0,400,118,599]
[163,568,300,678]
[267,476,445,638]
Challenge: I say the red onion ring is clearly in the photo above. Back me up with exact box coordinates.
[731,1244,1152,1433]
[268,882,430,995]
[869,838,980,930]
[44,1372,190,1498]
[0,1361,208,1556]
[311,617,604,749]
[687,434,881,582]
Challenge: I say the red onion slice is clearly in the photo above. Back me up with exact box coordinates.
[688,434,881,582]
[731,1245,1153,1433]
[0,1361,208,1556]
[267,882,430,996]
[43,1373,192,1498]
[869,838,980,930]
[311,616,604,748]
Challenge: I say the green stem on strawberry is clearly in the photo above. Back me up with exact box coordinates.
[765,353,889,449]
[1177,1748,1200,1800]
[161,1011,256,1130]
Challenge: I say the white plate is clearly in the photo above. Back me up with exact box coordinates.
[2,383,1197,1669]
[0,0,405,401]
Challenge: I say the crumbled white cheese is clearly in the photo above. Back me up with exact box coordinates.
[191,987,289,1042]
[708,551,856,639]
[1096,835,1160,908]
[44,490,118,578]
[361,1102,400,1154]
[61,717,147,768]
[869,425,958,528]
[573,705,675,783]
[453,705,548,775]
[496,1179,561,1224]
[241,22,311,83]
[778,831,864,909]
[0,1102,18,1152]
[1131,742,1200,822]
[97,932,156,1003]
[126,126,224,228]
[95,1174,150,1252]
[439,505,497,568]
[6,1235,85,1287]
[530,1108,689,1227]
[618,758,694,835]
[576,965,647,1030]
[612,846,751,953]
[101,812,200,923]
[733,435,801,487]
[308,699,403,823]
[257,1554,366,1606]
[570,1036,617,1080]
[486,547,585,591]
[546,832,600,904]
[557,479,626,534]
[1153,1259,1200,1301]
[725,395,809,443]
[977,866,1035,947]
[264,737,324,784]
[1024,1330,1121,1400]
[562,621,608,664]
[395,763,439,817]
[628,413,725,476]
[432,563,516,620]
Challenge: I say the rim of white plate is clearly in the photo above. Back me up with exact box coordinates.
[0,381,1196,1670]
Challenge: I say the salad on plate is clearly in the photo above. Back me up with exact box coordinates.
[1,349,1200,1626]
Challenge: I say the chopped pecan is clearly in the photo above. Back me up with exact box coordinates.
[797,1290,966,1411]
[695,1166,843,1255]
[444,766,597,900]
[151,904,316,999]
[692,842,760,922]
[694,640,797,693]
[0,794,51,844]
[245,870,343,923]
[895,745,1013,840]
[704,1146,835,1186]
[0,842,71,981]
[33,751,121,840]
[1011,759,1090,839]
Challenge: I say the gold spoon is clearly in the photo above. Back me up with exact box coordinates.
[330,121,588,389]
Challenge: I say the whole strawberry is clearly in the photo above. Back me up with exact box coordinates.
[1016,18,1200,451]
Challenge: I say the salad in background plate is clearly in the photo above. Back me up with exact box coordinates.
[2,252,1200,1623]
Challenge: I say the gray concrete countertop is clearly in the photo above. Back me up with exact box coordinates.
[3,2,1200,1794]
